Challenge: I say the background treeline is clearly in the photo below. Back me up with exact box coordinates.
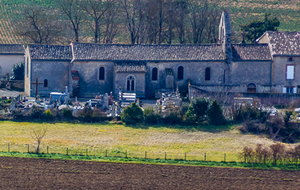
[0,0,298,44]
[13,0,221,45]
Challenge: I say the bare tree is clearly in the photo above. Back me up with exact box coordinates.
[119,0,145,44]
[79,0,112,43]
[57,0,85,42]
[102,0,121,43]
[31,127,47,153]
[14,6,65,44]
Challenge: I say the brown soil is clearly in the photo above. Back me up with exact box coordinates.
[0,157,299,190]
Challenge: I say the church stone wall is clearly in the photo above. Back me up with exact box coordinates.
[30,60,69,97]
[230,61,272,92]
[72,61,114,98]
[114,72,145,98]
[145,61,226,98]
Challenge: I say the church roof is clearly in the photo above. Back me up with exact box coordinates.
[71,43,224,61]
[28,44,72,60]
[0,44,24,55]
[264,31,300,56]
[232,44,272,61]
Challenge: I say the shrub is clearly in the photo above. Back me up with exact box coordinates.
[44,109,52,121]
[240,146,254,163]
[207,100,226,125]
[269,143,285,165]
[62,108,73,119]
[162,108,182,125]
[185,97,209,124]
[11,109,25,121]
[231,102,263,123]
[27,105,44,120]
[144,107,160,124]
[92,108,106,122]
[121,102,144,124]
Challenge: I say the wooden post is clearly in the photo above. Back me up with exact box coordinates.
[145,151,147,159]
[8,143,10,152]
[67,147,68,155]
[27,144,29,153]
[86,149,88,156]
[224,153,226,162]
[185,152,186,161]
[105,150,107,157]
[204,153,206,161]
[126,150,127,158]
[47,146,49,154]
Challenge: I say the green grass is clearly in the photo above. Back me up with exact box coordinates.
[0,121,289,163]
[1,151,300,171]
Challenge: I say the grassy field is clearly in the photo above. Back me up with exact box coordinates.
[0,121,295,162]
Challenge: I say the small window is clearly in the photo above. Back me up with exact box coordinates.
[288,57,293,62]
[205,67,211,81]
[44,79,48,88]
[99,67,105,80]
[152,68,158,81]
[286,65,295,80]
[284,87,296,94]
[178,66,184,80]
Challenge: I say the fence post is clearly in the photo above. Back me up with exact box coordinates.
[47,146,49,154]
[8,143,10,152]
[27,144,29,153]
[66,147,68,155]
[86,148,88,156]
[185,152,186,161]
[105,149,107,157]
[145,151,147,159]
[224,153,226,162]
[204,153,206,161]
[165,152,166,160]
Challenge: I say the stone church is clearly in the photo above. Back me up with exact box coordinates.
[24,11,300,98]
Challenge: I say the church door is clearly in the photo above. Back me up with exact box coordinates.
[126,75,135,92]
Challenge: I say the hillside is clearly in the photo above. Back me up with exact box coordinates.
[0,0,299,44]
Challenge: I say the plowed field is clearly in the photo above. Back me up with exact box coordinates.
[0,157,299,189]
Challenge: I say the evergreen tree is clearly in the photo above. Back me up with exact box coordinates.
[207,100,226,125]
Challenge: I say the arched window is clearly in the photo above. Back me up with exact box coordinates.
[205,67,211,81]
[178,66,184,80]
[99,67,105,80]
[152,68,158,81]
[44,79,48,88]
[127,75,135,92]
[247,83,256,93]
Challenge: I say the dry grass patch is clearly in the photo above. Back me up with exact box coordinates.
[0,121,298,161]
